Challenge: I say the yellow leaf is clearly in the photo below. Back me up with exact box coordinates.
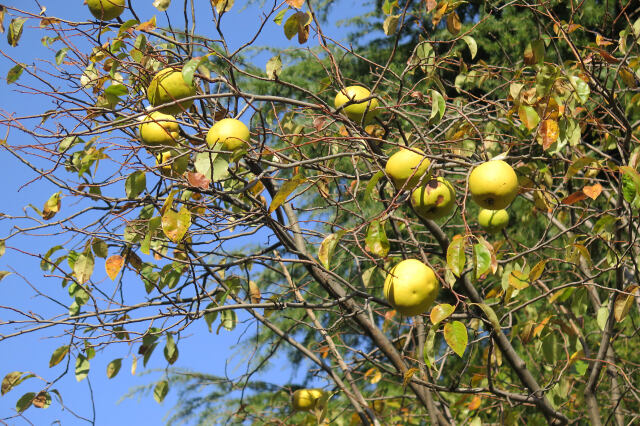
[446,12,461,35]
[42,192,61,220]
[248,281,261,304]
[135,16,157,32]
[532,315,552,338]
[402,367,419,388]
[539,119,559,150]
[285,0,304,8]
[105,255,124,280]
[268,173,306,213]
[614,285,639,322]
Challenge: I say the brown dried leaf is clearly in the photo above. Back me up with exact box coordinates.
[562,191,587,205]
[185,172,211,190]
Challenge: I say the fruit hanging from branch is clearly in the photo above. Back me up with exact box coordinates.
[411,177,456,220]
[334,85,379,123]
[478,208,510,233]
[205,118,250,151]
[385,147,431,190]
[139,112,180,147]
[86,0,125,21]
[291,388,325,411]
[147,67,197,115]
[383,259,439,316]
[468,160,519,209]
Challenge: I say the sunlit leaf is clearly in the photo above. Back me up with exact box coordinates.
[365,220,389,258]
[220,309,237,332]
[105,255,124,280]
[153,380,169,403]
[383,15,400,36]
[518,105,540,130]
[318,230,346,269]
[7,18,26,47]
[508,270,529,289]
[444,321,468,357]
[162,207,191,243]
[75,355,90,382]
[582,183,602,200]
[447,235,466,277]
[266,55,282,80]
[125,171,146,199]
[268,173,306,213]
[462,36,477,60]
[539,119,558,150]
[74,251,94,284]
[42,192,61,220]
[285,0,304,8]
[106,359,122,379]
[430,303,454,325]
[152,0,171,11]
[473,243,491,279]
[614,285,639,322]
[2,372,35,396]
[49,345,69,368]
[430,90,445,123]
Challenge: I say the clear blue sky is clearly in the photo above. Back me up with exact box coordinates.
[0,1,375,425]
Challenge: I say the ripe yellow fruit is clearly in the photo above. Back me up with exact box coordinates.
[87,0,125,20]
[205,118,250,150]
[411,177,456,220]
[147,68,196,115]
[468,160,519,210]
[139,112,180,147]
[478,209,509,233]
[334,86,379,123]
[384,259,439,316]
[385,147,431,190]
[292,388,324,411]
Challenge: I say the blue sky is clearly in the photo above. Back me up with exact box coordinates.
[0,0,375,424]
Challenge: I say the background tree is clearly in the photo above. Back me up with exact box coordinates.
[1,0,640,425]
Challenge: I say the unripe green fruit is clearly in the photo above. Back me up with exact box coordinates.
[411,177,456,220]
[205,118,250,150]
[334,86,379,123]
[139,112,180,147]
[478,208,509,233]
[385,147,431,190]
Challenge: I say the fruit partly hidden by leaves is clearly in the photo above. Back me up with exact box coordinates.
[147,68,196,115]
[478,208,509,233]
[87,0,125,20]
[139,112,180,147]
[156,149,189,177]
[468,160,519,210]
[383,259,439,316]
[385,147,431,190]
[411,177,456,220]
[205,118,250,151]
[292,388,324,411]
[334,85,379,123]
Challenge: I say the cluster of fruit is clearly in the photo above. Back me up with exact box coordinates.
[86,2,520,410]
[333,85,520,319]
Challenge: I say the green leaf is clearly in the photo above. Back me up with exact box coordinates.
[318,231,346,269]
[75,355,90,382]
[364,170,384,200]
[444,321,468,357]
[283,11,311,41]
[518,105,540,130]
[125,171,146,199]
[569,75,590,104]
[268,173,307,213]
[2,372,35,396]
[7,18,26,47]
[153,380,169,403]
[212,0,234,13]
[6,63,23,84]
[383,15,400,36]
[55,48,69,65]
[220,309,237,332]
[182,56,204,86]
[473,243,491,279]
[266,55,282,80]
[365,220,389,258]
[529,259,548,282]
[273,7,289,25]
[429,90,445,123]
[162,206,191,243]
[141,216,161,255]
[49,345,70,368]
[423,326,436,368]
[508,270,529,289]
[104,84,128,97]
[91,238,108,259]
[204,302,218,332]
[163,334,179,365]
[475,303,501,330]
[524,39,545,65]
[462,35,477,60]
[74,251,94,284]
[16,392,35,413]
[447,235,466,277]
[596,305,608,331]
[106,359,122,379]
[430,303,454,325]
